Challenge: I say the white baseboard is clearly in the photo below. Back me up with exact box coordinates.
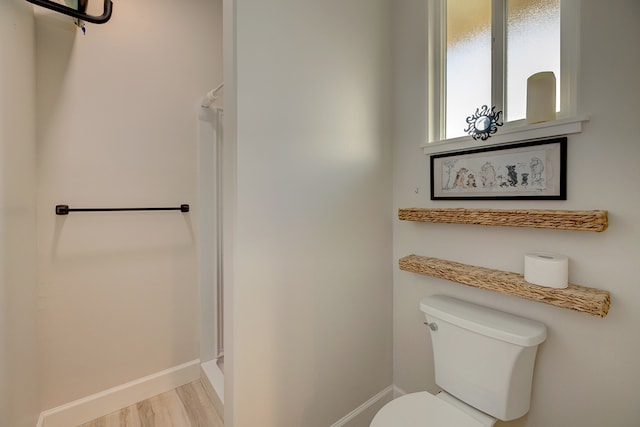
[37,359,201,427]
[330,385,395,427]
[393,385,407,398]
[200,359,224,420]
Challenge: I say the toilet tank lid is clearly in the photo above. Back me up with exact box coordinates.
[420,295,547,347]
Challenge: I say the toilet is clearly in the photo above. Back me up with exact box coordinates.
[371,295,547,427]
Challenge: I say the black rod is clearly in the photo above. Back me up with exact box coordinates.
[25,0,113,24]
[56,204,189,215]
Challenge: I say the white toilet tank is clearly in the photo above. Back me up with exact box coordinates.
[420,295,547,421]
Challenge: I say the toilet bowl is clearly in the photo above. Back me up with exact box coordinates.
[370,391,495,427]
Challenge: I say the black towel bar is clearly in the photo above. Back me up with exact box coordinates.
[56,204,189,215]
[25,0,113,24]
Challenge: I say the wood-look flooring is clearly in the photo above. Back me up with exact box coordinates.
[78,380,223,427]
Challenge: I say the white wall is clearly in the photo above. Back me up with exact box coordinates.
[227,0,393,425]
[0,1,39,426]
[392,1,640,426]
[36,0,221,409]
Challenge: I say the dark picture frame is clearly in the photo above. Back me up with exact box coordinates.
[430,137,567,200]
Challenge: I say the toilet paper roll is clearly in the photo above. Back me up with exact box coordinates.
[526,72,557,124]
[524,252,568,289]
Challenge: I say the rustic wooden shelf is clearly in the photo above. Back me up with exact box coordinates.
[398,208,608,232]
[399,255,610,317]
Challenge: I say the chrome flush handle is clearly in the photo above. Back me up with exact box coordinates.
[424,321,438,331]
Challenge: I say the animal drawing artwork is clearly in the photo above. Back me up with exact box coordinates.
[453,168,469,189]
[521,173,529,187]
[480,162,496,188]
[506,165,518,187]
[442,159,458,189]
[466,174,476,188]
[530,157,544,185]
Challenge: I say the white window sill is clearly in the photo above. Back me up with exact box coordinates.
[421,115,589,155]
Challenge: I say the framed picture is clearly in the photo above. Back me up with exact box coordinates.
[430,137,567,200]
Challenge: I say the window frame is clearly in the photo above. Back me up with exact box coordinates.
[427,0,580,144]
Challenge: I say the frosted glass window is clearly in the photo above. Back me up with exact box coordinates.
[506,0,560,121]
[430,0,573,142]
[446,0,492,139]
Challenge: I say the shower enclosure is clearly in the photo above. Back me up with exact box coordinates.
[198,90,224,411]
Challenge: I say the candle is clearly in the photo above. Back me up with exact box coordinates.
[526,72,556,124]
